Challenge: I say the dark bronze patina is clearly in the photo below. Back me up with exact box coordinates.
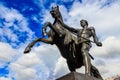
[62,19,102,76]
[24,5,103,80]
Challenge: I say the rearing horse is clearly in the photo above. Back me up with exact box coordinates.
[24,5,103,79]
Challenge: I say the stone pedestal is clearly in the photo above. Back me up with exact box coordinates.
[56,72,101,80]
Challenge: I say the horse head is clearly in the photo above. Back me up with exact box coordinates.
[50,5,63,21]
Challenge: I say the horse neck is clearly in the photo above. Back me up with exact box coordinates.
[58,11,63,21]
[53,11,63,24]
[53,17,63,25]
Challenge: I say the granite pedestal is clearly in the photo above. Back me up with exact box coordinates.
[56,72,102,80]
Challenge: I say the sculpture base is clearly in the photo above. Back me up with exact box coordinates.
[56,72,101,80]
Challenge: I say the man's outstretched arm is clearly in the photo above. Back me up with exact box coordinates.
[58,19,78,33]
[63,24,78,33]
[90,27,102,46]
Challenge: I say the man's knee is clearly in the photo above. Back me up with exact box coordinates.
[81,49,88,53]
[81,49,89,57]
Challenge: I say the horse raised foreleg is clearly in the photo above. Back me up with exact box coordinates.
[24,37,53,53]
[42,22,59,36]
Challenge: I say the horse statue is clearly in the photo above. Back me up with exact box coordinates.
[24,5,103,79]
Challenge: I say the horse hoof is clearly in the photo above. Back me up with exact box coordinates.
[24,48,31,54]
[24,50,29,54]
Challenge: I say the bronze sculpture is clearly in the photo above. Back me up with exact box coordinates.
[24,5,103,79]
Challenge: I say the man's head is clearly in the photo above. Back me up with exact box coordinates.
[80,19,88,28]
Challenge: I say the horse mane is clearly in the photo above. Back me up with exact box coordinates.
[57,9,63,22]
[53,5,63,23]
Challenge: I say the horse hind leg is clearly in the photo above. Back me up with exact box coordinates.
[40,37,53,44]
[67,60,76,72]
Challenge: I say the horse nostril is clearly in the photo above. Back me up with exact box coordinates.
[50,11,55,14]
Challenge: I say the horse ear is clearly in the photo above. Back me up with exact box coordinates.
[52,6,53,9]
[57,5,59,9]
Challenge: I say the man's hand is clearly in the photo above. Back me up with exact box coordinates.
[96,42,102,46]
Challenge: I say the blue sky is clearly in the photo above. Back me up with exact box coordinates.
[0,0,120,80]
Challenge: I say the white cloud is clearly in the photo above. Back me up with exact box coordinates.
[93,59,120,79]
[10,62,37,80]
[59,0,120,38]
[53,57,69,78]
[0,4,35,47]
[33,44,61,68]
[0,4,36,80]
[90,36,120,79]
[14,53,41,67]
[7,44,61,80]
[0,77,12,80]
[91,36,120,58]
[0,42,18,67]
[0,3,37,80]
[41,10,54,24]
[9,53,49,80]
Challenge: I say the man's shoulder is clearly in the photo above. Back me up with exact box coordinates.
[88,26,95,30]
